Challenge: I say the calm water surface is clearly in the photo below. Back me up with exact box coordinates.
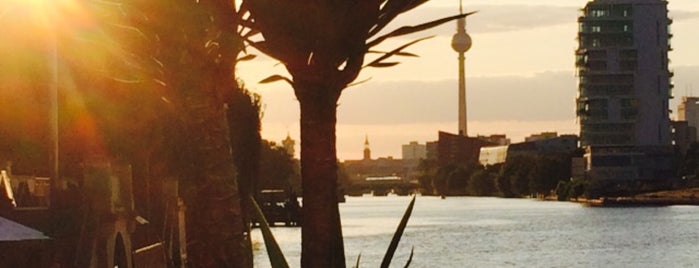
[252,196,699,267]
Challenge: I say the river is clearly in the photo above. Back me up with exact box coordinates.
[252,196,699,267]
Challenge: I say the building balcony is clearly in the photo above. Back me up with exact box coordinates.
[575,48,608,57]
[579,30,633,36]
[578,16,633,23]
[580,132,636,147]
[580,87,633,98]
[579,78,634,86]
[582,123,634,133]
[619,49,637,60]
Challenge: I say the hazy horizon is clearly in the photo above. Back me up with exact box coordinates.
[237,0,699,161]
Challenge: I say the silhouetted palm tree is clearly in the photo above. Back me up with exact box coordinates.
[243,1,472,266]
[118,1,254,266]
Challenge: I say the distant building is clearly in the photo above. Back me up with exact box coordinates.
[477,134,510,145]
[676,97,699,145]
[678,96,699,129]
[402,141,426,160]
[671,121,695,155]
[525,132,558,142]
[478,135,579,166]
[426,141,439,161]
[581,145,676,183]
[576,0,672,147]
[437,131,496,166]
[478,146,508,166]
[509,135,578,157]
[575,0,677,186]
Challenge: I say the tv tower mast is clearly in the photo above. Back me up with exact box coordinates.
[451,0,472,136]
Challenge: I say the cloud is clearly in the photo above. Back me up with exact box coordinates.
[338,71,578,124]
[388,5,580,36]
[386,5,699,37]
[673,11,699,21]
[258,65,699,159]
[338,65,699,124]
[260,65,699,126]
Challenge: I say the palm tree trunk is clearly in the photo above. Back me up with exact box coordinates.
[179,77,249,267]
[297,84,345,268]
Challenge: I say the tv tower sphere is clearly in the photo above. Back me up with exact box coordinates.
[451,19,472,53]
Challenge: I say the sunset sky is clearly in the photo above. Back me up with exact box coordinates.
[239,0,699,160]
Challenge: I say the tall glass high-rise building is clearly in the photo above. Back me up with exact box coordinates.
[576,0,673,147]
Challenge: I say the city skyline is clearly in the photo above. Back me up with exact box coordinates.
[237,0,699,160]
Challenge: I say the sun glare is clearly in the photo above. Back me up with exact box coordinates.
[2,0,115,157]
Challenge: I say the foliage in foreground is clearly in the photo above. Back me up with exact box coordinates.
[242,1,472,265]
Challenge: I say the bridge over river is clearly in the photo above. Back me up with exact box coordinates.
[345,176,420,196]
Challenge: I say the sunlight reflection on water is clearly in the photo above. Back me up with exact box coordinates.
[253,196,699,267]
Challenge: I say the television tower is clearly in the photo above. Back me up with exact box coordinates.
[451,0,472,136]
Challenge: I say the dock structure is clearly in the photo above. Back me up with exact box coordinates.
[252,189,301,227]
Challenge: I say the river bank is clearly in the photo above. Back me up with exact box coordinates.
[584,187,699,207]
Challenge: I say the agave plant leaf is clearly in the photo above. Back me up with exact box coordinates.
[380,195,416,268]
[250,195,289,268]
[403,246,414,268]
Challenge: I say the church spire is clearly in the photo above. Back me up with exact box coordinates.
[363,135,371,160]
[282,132,295,157]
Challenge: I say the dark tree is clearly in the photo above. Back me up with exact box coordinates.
[469,169,496,196]
[259,140,297,190]
[243,1,471,266]
[417,159,438,195]
[528,156,570,197]
[118,1,254,266]
[501,156,535,197]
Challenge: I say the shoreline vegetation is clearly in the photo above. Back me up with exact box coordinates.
[572,188,699,207]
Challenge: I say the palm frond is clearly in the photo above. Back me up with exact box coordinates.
[364,36,432,68]
[347,77,373,88]
[367,62,401,68]
[368,12,475,49]
[367,50,418,57]
[259,74,293,87]
[370,0,430,38]
[238,54,257,62]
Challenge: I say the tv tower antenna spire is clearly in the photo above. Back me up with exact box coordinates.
[451,0,472,136]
